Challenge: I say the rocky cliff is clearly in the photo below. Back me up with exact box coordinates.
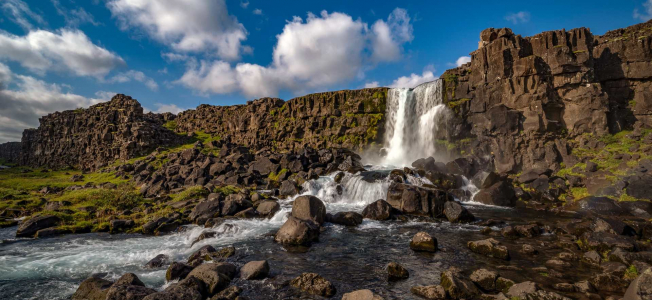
[0,142,21,164]
[441,20,652,173]
[174,88,387,152]
[20,94,185,170]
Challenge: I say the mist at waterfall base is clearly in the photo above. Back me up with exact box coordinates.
[0,80,516,299]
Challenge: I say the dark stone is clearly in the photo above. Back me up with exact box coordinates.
[387,262,409,281]
[16,215,61,238]
[327,211,363,226]
[290,273,336,297]
[361,199,393,220]
[443,201,475,223]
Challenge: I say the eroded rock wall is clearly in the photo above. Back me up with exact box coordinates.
[174,88,387,152]
[442,20,652,173]
[0,142,21,164]
[20,94,184,170]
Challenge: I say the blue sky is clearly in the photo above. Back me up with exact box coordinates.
[0,0,650,142]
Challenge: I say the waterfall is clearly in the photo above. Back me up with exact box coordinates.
[382,80,451,167]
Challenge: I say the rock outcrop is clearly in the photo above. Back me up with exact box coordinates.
[441,20,652,173]
[20,94,184,170]
[0,142,21,164]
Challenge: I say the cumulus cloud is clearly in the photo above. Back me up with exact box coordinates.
[240,1,249,9]
[364,81,380,88]
[253,8,262,15]
[107,0,248,60]
[505,11,530,24]
[52,0,100,27]
[0,63,106,143]
[177,9,414,98]
[150,103,186,114]
[108,70,159,91]
[0,29,125,78]
[455,56,471,67]
[634,0,652,21]
[1,0,47,31]
[389,68,437,88]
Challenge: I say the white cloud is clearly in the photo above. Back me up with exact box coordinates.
[0,29,125,78]
[240,1,249,9]
[253,8,262,15]
[150,103,185,114]
[108,70,158,91]
[51,0,100,27]
[0,62,106,143]
[1,0,46,31]
[177,9,414,98]
[505,11,530,24]
[455,56,471,67]
[634,0,652,21]
[93,91,117,101]
[107,0,248,60]
[389,68,437,88]
[370,8,413,62]
[364,81,380,88]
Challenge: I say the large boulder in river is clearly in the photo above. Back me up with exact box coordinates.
[342,289,383,300]
[279,180,299,197]
[105,273,157,300]
[142,276,206,300]
[362,199,393,220]
[189,199,221,222]
[240,260,270,280]
[467,238,510,260]
[386,182,449,217]
[290,273,336,297]
[72,277,114,300]
[409,231,437,252]
[327,211,363,226]
[274,216,320,246]
[472,181,516,207]
[256,200,280,217]
[186,263,235,296]
[443,201,475,223]
[166,262,194,281]
[291,195,327,225]
[16,215,61,238]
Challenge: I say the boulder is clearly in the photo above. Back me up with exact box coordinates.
[114,273,145,287]
[274,216,320,246]
[472,181,516,207]
[186,263,235,296]
[328,211,363,226]
[210,285,241,300]
[190,231,217,247]
[409,231,437,252]
[240,260,269,280]
[145,254,170,269]
[472,171,501,189]
[386,262,409,281]
[410,285,447,300]
[386,182,448,217]
[440,268,480,299]
[361,199,393,220]
[467,238,510,260]
[105,284,157,300]
[342,289,383,300]
[443,201,475,223]
[189,200,221,222]
[291,195,327,225]
[290,273,336,297]
[16,215,60,238]
[166,262,194,281]
[110,219,135,233]
[72,277,113,300]
[279,180,299,197]
[470,269,498,291]
[624,267,652,300]
[142,276,206,300]
[188,245,217,265]
[256,200,280,217]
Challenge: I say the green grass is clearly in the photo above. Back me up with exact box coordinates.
[170,185,209,202]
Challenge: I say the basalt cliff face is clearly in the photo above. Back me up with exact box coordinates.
[174,88,387,152]
[442,20,652,173]
[19,95,184,170]
[0,142,21,164]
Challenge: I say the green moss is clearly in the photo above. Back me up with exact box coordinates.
[624,265,639,280]
[268,169,289,182]
[570,187,590,200]
[170,186,208,202]
[214,185,240,196]
[163,120,177,131]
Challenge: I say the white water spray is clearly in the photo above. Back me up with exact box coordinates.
[382,80,451,167]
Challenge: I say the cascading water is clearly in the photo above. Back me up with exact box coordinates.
[382,80,451,167]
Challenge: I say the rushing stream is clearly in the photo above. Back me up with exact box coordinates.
[0,80,564,299]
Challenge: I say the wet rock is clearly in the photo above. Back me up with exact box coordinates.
[443,201,475,223]
[506,281,538,298]
[188,245,217,266]
[290,273,336,297]
[145,254,170,269]
[240,260,269,280]
[256,200,280,217]
[221,194,253,216]
[291,195,327,225]
[72,277,114,300]
[440,268,480,299]
[114,273,146,287]
[545,259,572,270]
[574,280,595,293]
[554,282,575,293]
[110,219,135,233]
[467,238,510,260]
[410,231,437,252]
[166,262,194,281]
[410,285,446,300]
[143,276,206,300]
[211,285,242,300]
[186,263,235,296]
[514,224,540,238]
[105,284,157,300]
[472,181,516,207]
[328,211,363,226]
[472,171,501,189]
[495,277,515,293]
[470,269,498,291]
[361,199,393,220]
[35,227,67,238]
[386,182,449,217]
[521,244,538,255]
[624,267,652,300]
[16,215,60,238]
[279,180,299,197]
[582,251,602,266]
[189,200,222,222]
[334,172,345,183]
[590,272,628,293]
[386,262,409,281]
[342,289,383,300]
[190,231,217,247]
[274,216,320,246]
